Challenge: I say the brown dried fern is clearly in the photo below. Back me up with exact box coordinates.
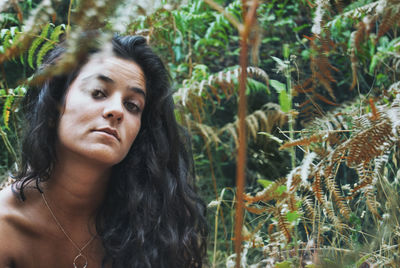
[275,208,292,242]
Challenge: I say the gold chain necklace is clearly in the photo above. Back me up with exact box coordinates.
[41,192,96,268]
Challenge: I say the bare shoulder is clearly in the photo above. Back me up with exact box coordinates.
[0,185,22,266]
[0,184,22,233]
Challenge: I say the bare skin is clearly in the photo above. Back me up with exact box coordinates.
[0,166,109,268]
[0,51,146,268]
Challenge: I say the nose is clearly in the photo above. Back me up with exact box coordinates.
[102,95,124,123]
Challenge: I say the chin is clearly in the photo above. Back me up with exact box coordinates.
[89,152,126,166]
[78,146,128,166]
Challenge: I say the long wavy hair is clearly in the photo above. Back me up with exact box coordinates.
[14,34,208,267]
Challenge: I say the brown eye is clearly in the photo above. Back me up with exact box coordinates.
[92,89,106,99]
[124,101,141,113]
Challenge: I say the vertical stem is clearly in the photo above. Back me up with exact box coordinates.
[1,64,9,94]
[283,44,295,169]
[234,1,259,267]
[234,38,248,268]
[66,0,74,37]
[0,128,17,163]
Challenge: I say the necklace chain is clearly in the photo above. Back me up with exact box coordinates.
[41,192,95,265]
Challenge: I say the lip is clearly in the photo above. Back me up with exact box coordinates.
[94,127,120,141]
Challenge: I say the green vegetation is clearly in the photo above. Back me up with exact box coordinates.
[1,0,400,267]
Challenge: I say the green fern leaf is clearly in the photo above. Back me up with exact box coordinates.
[10,26,18,37]
[0,29,9,39]
[35,24,64,67]
[3,30,12,49]
[36,42,55,67]
[49,24,65,42]
[12,31,26,65]
[28,23,52,69]
[2,94,14,130]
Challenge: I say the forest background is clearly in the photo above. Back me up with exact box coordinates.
[1,0,400,267]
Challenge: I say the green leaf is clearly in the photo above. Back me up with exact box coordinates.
[36,41,55,67]
[2,94,14,130]
[275,261,292,268]
[279,88,291,113]
[257,132,283,144]
[1,29,9,39]
[246,78,269,95]
[28,23,52,69]
[301,49,310,60]
[369,55,379,74]
[356,254,371,268]
[270,79,286,93]
[283,44,290,59]
[286,211,300,223]
[276,185,287,195]
[258,179,273,188]
[293,24,310,33]
[50,24,65,42]
[271,56,287,69]
[271,79,292,112]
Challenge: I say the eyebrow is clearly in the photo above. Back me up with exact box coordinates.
[88,74,146,98]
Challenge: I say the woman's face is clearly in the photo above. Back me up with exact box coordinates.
[56,52,146,166]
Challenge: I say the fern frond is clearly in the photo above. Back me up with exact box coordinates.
[244,178,287,205]
[313,170,324,205]
[280,133,322,150]
[36,24,65,67]
[2,94,14,130]
[188,120,221,147]
[303,197,315,219]
[218,105,286,150]
[275,208,291,242]
[0,0,56,65]
[365,186,381,220]
[175,66,269,109]
[376,5,400,41]
[323,200,343,230]
[345,121,393,167]
[314,92,337,106]
[326,173,351,220]
[244,205,268,215]
[350,162,373,198]
[28,23,52,69]
[288,194,300,212]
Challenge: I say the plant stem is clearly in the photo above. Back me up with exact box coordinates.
[0,128,17,163]
[283,44,295,169]
[234,1,259,267]
[66,0,73,37]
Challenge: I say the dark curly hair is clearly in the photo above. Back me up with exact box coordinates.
[14,33,208,267]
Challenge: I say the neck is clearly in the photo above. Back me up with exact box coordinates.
[42,152,111,221]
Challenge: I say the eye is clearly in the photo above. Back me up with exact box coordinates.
[91,89,106,99]
[124,101,141,113]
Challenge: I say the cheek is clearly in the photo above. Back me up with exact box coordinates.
[125,119,142,146]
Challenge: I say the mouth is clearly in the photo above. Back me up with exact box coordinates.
[94,127,120,141]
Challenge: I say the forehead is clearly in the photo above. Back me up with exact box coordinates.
[77,51,146,89]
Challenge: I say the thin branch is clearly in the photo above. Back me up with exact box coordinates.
[203,0,244,33]
[279,129,352,133]
[66,0,73,37]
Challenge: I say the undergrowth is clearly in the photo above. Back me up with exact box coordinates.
[1,0,400,267]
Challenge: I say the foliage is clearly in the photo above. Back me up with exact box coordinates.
[1,0,400,267]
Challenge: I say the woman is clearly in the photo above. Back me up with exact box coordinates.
[0,34,207,267]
